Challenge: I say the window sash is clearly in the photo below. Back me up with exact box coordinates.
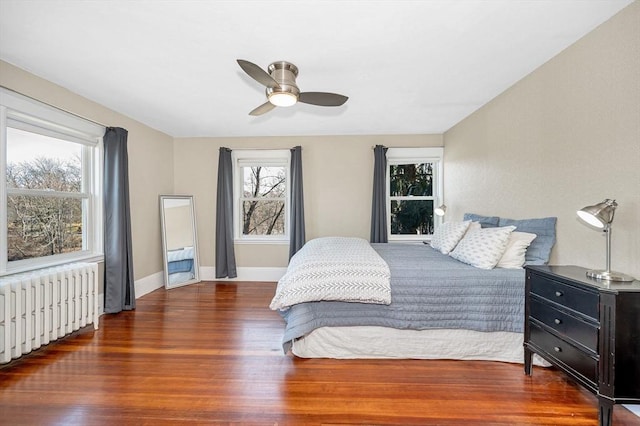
[390,199,436,236]
[240,199,286,236]
[239,165,287,200]
[386,147,443,241]
[390,195,435,201]
[232,150,290,243]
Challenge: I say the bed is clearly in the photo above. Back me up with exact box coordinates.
[272,220,555,366]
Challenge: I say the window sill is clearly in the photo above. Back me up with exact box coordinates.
[388,240,430,245]
[234,239,289,245]
[389,237,433,243]
[1,254,104,277]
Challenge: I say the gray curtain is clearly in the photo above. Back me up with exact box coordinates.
[215,147,237,278]
[370,145,388,243]
[289,146,306,259]
[103,127,135,313]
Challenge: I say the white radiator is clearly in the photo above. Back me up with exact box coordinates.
[0,262,99,364]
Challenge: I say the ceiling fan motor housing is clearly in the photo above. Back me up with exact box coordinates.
[266,61,300,100]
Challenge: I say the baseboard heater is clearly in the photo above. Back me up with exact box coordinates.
[0,263,99,364]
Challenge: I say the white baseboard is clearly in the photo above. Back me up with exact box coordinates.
[200,266,285,282]
[130,267,284,302]
[135,271,165,298]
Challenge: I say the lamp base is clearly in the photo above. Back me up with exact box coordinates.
[586,269,636,282]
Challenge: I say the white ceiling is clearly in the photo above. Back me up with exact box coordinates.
[0,0,633,138]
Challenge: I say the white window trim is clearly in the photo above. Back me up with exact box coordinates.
[0,88,104,275]
[386,147,444,242]
[232,149,290,244]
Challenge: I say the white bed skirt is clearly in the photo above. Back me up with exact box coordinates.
[291,326,550,366]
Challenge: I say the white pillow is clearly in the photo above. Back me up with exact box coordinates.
[430,220,471,254]
[496,231,537,269]
[465,221,482,236]
[449,226,517,269]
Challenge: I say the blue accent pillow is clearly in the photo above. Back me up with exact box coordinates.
[463,213,500,228]
[498,217,557,265]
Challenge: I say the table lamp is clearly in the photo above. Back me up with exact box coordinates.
[576,199,634,282]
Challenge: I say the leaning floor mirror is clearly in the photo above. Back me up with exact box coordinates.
[160,195,201,289]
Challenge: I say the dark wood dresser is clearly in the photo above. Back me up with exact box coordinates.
[524,265,640,426]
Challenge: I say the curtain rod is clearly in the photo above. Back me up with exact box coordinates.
[1,85,109,128]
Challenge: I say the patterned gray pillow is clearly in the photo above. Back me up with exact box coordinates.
[430,220,471,254]
[450,226,517,269]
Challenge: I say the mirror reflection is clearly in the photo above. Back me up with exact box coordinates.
[160,195,200,289]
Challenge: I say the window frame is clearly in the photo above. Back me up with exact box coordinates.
[0,88,104,275]
[232,149,290,244]
[386,147,444,242]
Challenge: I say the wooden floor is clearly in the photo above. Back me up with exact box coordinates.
[1,282,638,425]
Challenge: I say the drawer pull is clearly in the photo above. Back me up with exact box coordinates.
[554,318,562,325]
[555,291,563,297]
[554,346,562,353]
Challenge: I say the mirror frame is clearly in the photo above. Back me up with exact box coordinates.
[159,195,201,289]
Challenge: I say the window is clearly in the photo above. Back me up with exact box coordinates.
[387,147,443,241]
[1,88,104,274]
[233,150,289,243]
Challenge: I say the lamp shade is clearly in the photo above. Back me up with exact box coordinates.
[268,92,297,107]
[434,204,446,217]
[576,199,617,228]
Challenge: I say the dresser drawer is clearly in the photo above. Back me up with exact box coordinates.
[530,322,597,386]
[530,297,598,353]
[529,275,598,319]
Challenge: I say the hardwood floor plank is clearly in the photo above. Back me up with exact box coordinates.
[1,281,638,425]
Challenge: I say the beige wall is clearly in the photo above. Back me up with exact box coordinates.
[1,60,175,280]
[444,2,640,278]
[173,134,442,269]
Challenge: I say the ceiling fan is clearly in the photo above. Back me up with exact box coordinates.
[237,59,348,116]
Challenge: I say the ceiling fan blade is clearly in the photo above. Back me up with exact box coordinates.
[298,92,348,107]
[237,59,280,89]
[249,101,276,116]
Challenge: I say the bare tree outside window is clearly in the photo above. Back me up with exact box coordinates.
[5,127,85,262]
[6,158,83,261]
[241,166,286,235]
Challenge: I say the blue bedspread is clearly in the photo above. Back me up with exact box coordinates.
[280,243,526,352]
[168,259,193,274]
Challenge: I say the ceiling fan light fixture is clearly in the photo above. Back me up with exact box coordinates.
[268,91,297,107]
